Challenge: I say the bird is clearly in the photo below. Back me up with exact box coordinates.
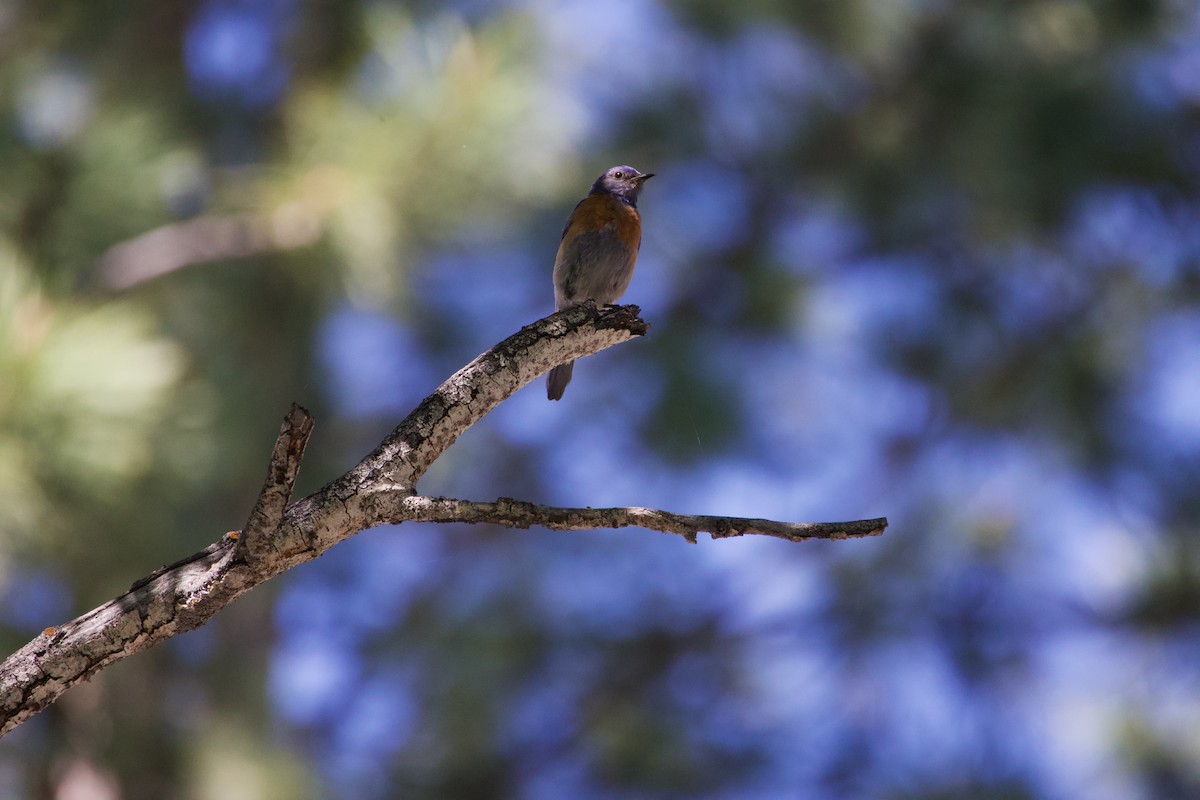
[547,165,653,400]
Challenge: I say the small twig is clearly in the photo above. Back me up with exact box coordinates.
[236,403,315,560]
[398,496,887,544]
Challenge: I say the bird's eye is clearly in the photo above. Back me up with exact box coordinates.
[612,170,624,179]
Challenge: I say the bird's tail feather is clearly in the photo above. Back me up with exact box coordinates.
[547,361,574,401]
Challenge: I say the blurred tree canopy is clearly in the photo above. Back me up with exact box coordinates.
[1,0,1198,798]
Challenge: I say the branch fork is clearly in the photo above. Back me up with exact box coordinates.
[0,303,886,737]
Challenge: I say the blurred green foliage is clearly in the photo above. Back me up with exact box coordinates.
[1,0,1198,798]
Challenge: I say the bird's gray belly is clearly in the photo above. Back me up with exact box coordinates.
[555,231,636,307]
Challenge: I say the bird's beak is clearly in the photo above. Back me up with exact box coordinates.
[637,173,655,183]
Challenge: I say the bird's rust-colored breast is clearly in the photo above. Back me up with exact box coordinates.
[560,193,642,253]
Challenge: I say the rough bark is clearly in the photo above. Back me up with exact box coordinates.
[0,303,887,738]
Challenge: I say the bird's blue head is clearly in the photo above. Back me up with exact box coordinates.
[591,165,654,206]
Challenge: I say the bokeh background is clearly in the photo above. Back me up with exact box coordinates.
[2,1,1199,798]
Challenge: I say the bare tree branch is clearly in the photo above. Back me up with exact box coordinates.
[397,495,887,544]
[0,302,886,738]
[95,208,322,290]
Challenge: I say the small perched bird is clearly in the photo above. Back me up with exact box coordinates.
[547,165,653,400]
